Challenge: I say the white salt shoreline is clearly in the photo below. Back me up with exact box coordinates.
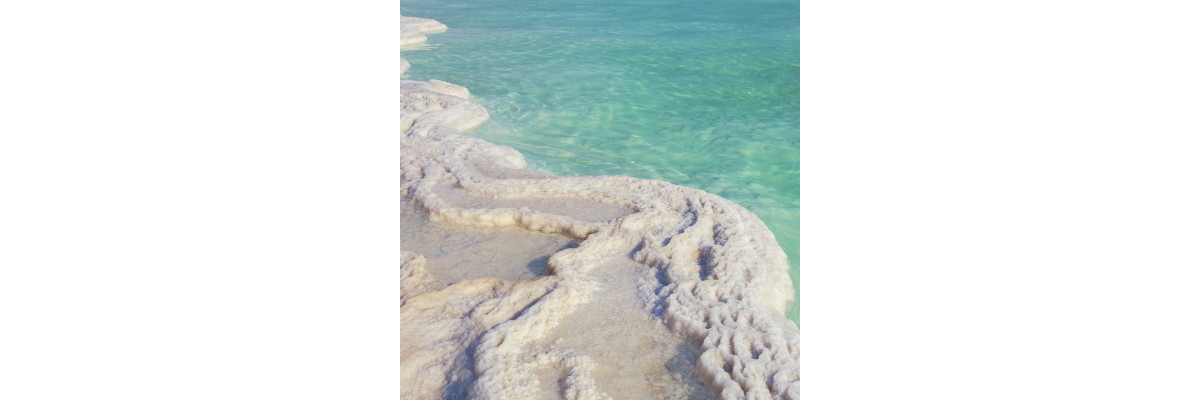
[400,17,800,400]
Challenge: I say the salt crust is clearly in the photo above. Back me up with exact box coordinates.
[400,25,427,46]
[400,17,800,400]
[400,16,447,46]
[401,201,578,283]
[401,16,449,33]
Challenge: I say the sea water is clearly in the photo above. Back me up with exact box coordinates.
[401,0,799,322]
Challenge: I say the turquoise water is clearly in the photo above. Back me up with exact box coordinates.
[402,0,799,321]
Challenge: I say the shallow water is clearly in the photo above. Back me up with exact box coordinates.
[402,0,799,321]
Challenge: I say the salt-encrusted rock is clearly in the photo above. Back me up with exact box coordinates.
[399,16,799,400]
[400,25,426,46]
[400,16,448,33]
[399,15,448,46]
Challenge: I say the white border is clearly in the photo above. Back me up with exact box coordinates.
[801,0,1200,397]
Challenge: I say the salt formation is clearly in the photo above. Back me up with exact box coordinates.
[400,16,448,77]
[400,15,448,46]
[400,17,800,400]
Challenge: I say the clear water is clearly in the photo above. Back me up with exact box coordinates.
[401,0,799,321]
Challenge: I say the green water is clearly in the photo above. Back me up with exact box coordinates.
[402,0,799,321]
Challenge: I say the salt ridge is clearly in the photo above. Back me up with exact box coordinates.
[400,17,800,400]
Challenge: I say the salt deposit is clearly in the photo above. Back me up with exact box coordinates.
[401,16,448,33]
[400,25,427,46]
[400,15,446,46]
[400,17,799,400]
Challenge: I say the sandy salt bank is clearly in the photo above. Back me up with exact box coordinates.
[400,16,800,400]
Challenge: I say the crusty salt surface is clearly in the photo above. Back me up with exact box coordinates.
[400,17,799,400]
[399,15,447,46]
[402,200,579,283]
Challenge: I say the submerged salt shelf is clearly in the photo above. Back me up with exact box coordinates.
[401,17,799,400]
